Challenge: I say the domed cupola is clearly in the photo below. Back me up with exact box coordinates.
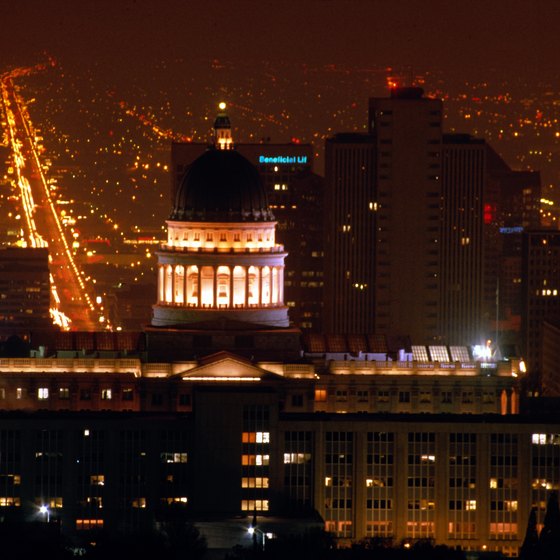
[152,107,289,329]
[170,149,275,222]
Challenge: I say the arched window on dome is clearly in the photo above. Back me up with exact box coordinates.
[165,265,173,303]
[174,265,185,304]
[216,266,230,307]
[261,266,271,305]
[248,266,260,306]
[186,265,199,306]
[233,266,246,307]
[271,267,279,304]
[200,266,214,307]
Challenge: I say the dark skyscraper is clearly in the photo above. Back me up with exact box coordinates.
[368,87,443,342]
[440,134,485,345]
[324,133,376,334]
[522,230,560,379]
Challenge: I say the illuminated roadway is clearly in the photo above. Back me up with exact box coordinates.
[1,67,98,330]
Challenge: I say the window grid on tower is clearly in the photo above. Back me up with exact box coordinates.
[159,430,190,511]
[78,429,105,522]
[241,406,270,512]
[324,432,353,538]
[0,430,21,508]
[366,432,394,538]
[489,433,518,540]
[283,431,312,510]
[118,430,147,528]
[531,433,560,532]
[34,429,63,510]
[448,433,477,539]
[407,432,436,539]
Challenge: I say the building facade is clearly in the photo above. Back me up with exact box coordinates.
[368,87,443,343]
[324,133,376,334]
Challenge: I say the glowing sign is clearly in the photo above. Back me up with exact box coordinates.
[259,155,308,165]
[499,226,524,234]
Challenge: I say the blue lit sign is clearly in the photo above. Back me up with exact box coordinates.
[259,155,308,165]
[499,226,524,234]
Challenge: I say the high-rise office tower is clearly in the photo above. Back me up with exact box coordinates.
[440,134,485,345]
[324,133,376,334]
[368,87,443,342]
[485,147,541,343]
[521,230,560,381]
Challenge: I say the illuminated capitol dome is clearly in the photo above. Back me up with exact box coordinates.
[152,106,289,328]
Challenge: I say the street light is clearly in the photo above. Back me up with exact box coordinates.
[248,517,265,551]
[39,505,50,522]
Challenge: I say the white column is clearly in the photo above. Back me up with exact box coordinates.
[212,266,217,308]
[245,266,250,307]
[197,267,202,307]
[258,266,263,306]
[229,266,234,308]
[158,265,164,303]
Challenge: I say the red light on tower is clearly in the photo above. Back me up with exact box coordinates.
[484,203,495,224]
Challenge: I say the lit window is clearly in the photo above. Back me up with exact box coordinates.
[131,498,146,508]
[162,497,188,505]
[59,387,70,399]
[76,519,103,530]
[241,454,269,466]
[241,432,270,443]
[38,388,49,400]
[283,453,311,464]
[325,477,332,487]
[241,499,269,511]
[241,477,269,488]
[160,452,188,463]
[466,500,477,511]
[122,388,133,401]
[101,389,112,400]
[489,478,498,489]
[90,475,105,486]
[84,429,90,437]
[0,497,20,507]
[531,433,560,445]
[505,500,518,512]
[16,388,23,400]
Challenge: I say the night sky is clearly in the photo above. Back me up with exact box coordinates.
[2,0,560,79]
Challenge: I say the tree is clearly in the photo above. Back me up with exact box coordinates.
[519,507,539,560]
[539,492,560,560]
[161,521,207,560]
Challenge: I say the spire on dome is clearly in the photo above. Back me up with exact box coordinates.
[214,102,233,150]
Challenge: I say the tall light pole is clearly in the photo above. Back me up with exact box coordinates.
[39,505,50,523]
